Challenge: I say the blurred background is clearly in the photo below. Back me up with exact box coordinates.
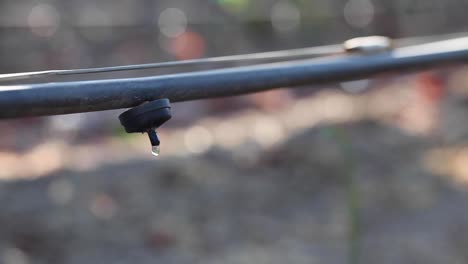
[2,0,468,263]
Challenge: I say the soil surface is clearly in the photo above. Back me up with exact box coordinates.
[1,117,468,264]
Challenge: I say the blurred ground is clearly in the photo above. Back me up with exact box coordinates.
[1,69,468,263]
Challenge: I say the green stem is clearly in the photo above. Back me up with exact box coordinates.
[329,127,360,264]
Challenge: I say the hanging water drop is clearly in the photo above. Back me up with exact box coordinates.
[148,129,161,157]
[151,145,161,156]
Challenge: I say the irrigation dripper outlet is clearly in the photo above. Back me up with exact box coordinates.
[119,99,172,156]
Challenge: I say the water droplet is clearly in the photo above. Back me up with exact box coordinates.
[152,145,161,157]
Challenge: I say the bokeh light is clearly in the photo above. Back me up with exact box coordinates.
[214,121,247,148]
[184,125,214,154]
[27,4,60,38]
[270,1,301,33]
[322,93,357,121]
[157,8,188,38]
[251,116,285,147]
[169,31,206,60]
[343,0,375,28]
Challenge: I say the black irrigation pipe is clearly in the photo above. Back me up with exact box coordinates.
[1,37,468,119]
[0,44,342,82]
